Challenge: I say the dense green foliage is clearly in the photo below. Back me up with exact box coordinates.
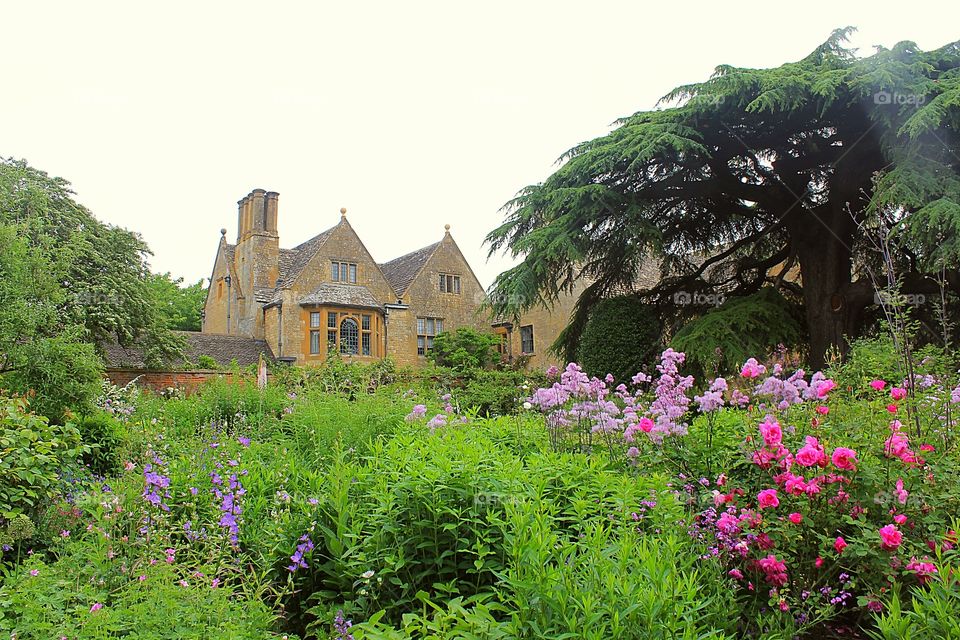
[147,272,206,332]
[2,334,959,639]
[429,327,500,372]
[670,287,805,377]
[0,396,86,520]
[0,157,185,419]
[75,412,125,477]
[485,30,960,368]
[0,225,103,420]
[577,295,663,381]
[2,542,281,639]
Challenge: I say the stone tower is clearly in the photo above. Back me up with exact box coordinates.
[233,189,279,336]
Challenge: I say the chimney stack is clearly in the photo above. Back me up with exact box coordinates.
[265,192,279,234]
[250,189,266,232]
[237,195,249,241]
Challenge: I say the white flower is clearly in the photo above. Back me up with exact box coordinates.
[361,570,375,579]
[522,401,532,410]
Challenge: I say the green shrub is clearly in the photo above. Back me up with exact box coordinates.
[670,287,804,378]
[274,356,399,396]
[346,468,729,639]
[153,377,290,440]
[0,395,86,521]
[578,295,663,381]
[76,412,124,476]
[429,328,500,372]
[495,519,735,639]
[298,424,681,633]
[425,368,547,417]
[196,354,218,369]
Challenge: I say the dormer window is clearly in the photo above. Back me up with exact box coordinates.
[331,261,357,284]
[439,273,461,294]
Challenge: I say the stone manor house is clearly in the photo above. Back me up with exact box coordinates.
[201,189,565,369]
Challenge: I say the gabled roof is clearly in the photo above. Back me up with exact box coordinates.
[298,283,382,309]
[379,242,441,296]
[277,248,298,284]
[102,331,274,370]
[282,226,337,285]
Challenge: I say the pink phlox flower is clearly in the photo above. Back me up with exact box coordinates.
[716,512,740,534]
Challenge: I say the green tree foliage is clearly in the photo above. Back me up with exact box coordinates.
[147,273,206,331]
[485,30,960,368]
[577,296,663,381]
[669,287,805,378]
[0,226,103,419]
[0,158,183,418]
[430,327,500,372]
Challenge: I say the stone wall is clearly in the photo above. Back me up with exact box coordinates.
[400,231,490,366]
[505,279,588,371]
[202,239,233,335]
[279,218,398,363]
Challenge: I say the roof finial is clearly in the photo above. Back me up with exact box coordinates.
[220,228,227,237]
[340,207,347,218]
[444,224,451,233]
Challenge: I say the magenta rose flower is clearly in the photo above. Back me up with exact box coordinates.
[759,418,783,448]
[879,524,903,551]
[834,536,848,554]
[757,488,779,509]
[831,447,858,471]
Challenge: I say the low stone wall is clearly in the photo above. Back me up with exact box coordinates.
[105,369,238,394]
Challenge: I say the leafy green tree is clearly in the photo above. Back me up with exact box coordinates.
[0,158,183,418]
[577,296,663,381]
[430,327,500,372]
[0,226,102,419]
[485,30,960,368]
[147,272,206,331]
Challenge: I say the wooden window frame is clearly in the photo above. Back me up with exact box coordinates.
[331,261,358,284]
[520,324,535,354]
[417,316,444,356]
[304,308,381,358]
[438,273,461,294]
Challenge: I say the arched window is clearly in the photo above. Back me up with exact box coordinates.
[340,318,359,355]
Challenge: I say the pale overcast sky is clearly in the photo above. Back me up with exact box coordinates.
[3,1,956,288]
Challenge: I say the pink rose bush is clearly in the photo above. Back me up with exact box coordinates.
[522,351,960,634]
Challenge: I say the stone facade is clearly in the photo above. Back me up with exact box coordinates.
[202,190,489,367]
[490,278,592,371]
